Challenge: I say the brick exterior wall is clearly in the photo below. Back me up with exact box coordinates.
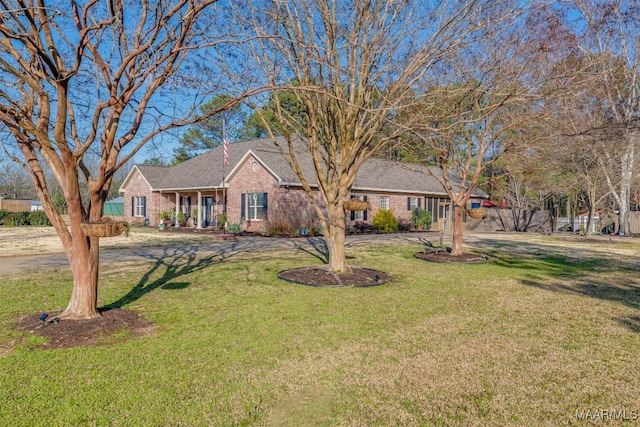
[347,192,484,232]
[226,155,282,232]
[122,160,485,232]
[122,168,174,226]
[0,199,33,212]
[347,191,438,229]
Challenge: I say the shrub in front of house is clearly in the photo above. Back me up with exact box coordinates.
[265,211,298,235]
[398,218,413,232]
[411,208,432,230]
[265,192,320,236]
[227,218,245,235]
[0,209,10,223]
[28,210,52,226]
[372,209,399,233]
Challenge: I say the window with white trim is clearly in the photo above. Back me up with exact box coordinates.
[242,192,268,220]
[407,197,419,211]
[379,196,389,210]
[132,196,146,217]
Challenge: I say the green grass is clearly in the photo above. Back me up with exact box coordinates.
[1,237,640,426]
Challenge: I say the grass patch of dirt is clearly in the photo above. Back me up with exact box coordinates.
[278,266,391,287]
[414,251,488,263]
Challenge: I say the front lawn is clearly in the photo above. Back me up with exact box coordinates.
[1,236,639,425]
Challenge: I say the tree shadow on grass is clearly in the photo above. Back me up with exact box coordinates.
[291,237,329,264]
[103,245,229,309]
[288,236,359,264]
[469,236,640,334]
[519,272,640,335]
[104,235,375,310]
[103,241,279,310]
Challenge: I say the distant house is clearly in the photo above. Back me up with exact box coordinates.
[119,137,487,232]
[0,198,42,212]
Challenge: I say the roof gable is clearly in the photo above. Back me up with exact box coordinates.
[225,150,284,184]
[119,164,167,192]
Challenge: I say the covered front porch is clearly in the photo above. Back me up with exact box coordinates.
[159,187,227,229]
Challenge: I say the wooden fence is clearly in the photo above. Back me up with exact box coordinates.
[629,212,640,235]
[464,208,551,233]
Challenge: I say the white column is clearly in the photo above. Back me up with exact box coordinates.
[197,191,202,229]
[175,192,180,227]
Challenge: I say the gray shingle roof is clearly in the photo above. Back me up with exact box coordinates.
[354,159,450,195]
[136,137,487,197]
[136,164,171,188]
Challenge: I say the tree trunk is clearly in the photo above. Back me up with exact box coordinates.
[618,182,631,236]
[326,203,348,273]
[451,203,465,256]
[584,188,595,239]
[62,237,101,319]
[57,182,102,319]
[610,138,634,236]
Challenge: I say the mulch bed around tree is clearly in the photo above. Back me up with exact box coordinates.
[414,251,489,264]
[278,266,392,287]
[15,308,155,350]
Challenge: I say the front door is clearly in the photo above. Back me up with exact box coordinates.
[203,196,213,227]
[439,203,451,231]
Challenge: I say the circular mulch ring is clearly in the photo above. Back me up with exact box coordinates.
[14,308,155,350]
[278,266,392,287]
[414,251,488,264]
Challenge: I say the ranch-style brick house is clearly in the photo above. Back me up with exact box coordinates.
[120,137,487,232]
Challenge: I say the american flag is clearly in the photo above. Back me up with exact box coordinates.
[222,118,229,167]
[223,135,229,166]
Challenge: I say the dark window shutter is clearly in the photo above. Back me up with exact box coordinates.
[407,197,411,211]
[363,196,368,221]
[263,193,268,215]
[131,197,135,216]
[241,193,246,218]
[142,197,147,217]
[418,198,422,210]
[351,209,355,221]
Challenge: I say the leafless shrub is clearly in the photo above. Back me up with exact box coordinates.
[266,191,320,235]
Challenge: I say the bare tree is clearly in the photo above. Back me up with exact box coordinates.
[404,3,552,255]
[0,160,35,199]
[0,1,264,319]
[555,0,640,236]
[236,0,513,272]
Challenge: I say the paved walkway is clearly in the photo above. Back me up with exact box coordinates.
[0,232,440,274]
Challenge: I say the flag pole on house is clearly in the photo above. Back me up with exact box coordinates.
[222,116,229,232]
